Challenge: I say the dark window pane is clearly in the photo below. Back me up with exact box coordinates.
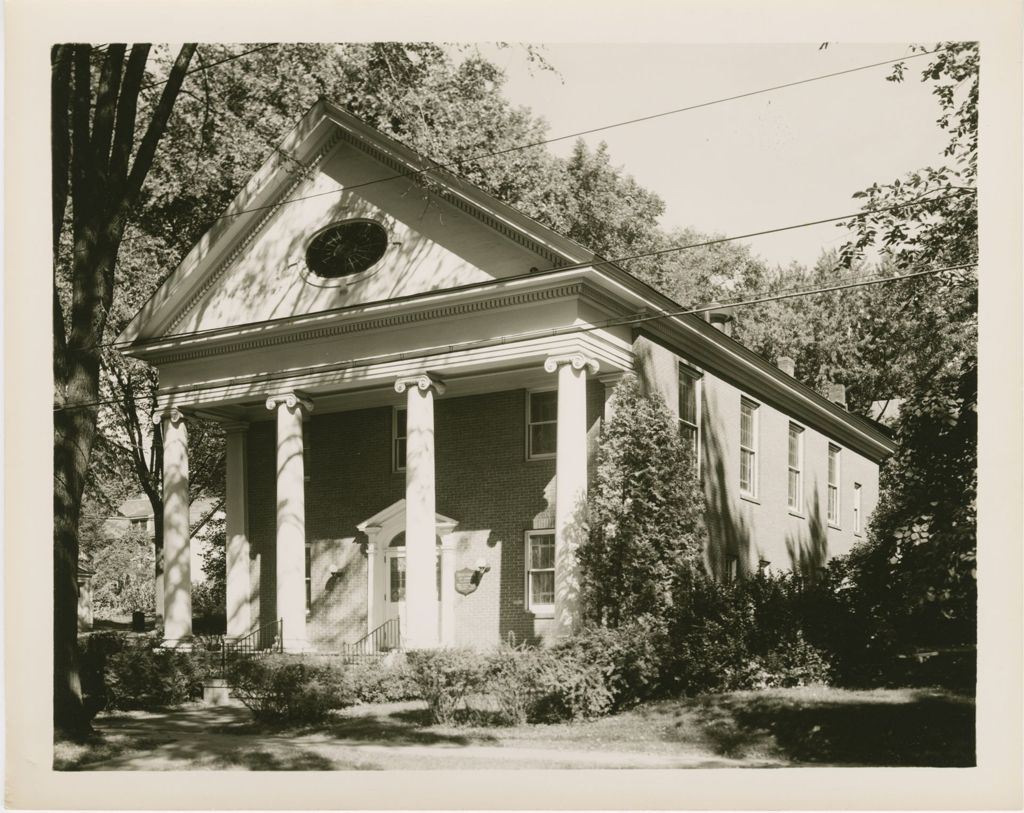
[531,423,557,456]
[530,390,557,423]
[396,438,407,469]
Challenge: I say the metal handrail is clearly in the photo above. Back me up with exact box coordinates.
[342,616,401,657]
[221,619,282,674]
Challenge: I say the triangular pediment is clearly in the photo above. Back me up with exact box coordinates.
[120,101,596,345]
[356,499,458,535]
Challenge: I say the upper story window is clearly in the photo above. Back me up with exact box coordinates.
[787,423,804,512]
[853,482,863,535]
[527,390,557,460]
[678,365,702,468]
[393,407,407,472]
[827,444,842,526]
[739,398,759,497]
[130,517,149,533]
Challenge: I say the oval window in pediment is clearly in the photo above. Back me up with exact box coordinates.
[304,219,389,279]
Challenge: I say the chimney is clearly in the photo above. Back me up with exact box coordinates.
[777,356,796,377]
[828,383,847,410]
[705,302,735,337]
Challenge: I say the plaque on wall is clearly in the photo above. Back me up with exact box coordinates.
[455,567,479,596]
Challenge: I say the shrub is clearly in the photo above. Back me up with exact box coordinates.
[104,647,206,709]
[227,655,355,725]
[553,616,668,710]
[529,647,614,722]
[485,644,545,725]
[405,648,485,724]
[345,660,420,704]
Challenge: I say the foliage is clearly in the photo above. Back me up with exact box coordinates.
[104,647,206,710]
[345,660,421,704]
[580,375,707,626]
[192,518,227,630]
[89,528,155,616]
[405,648,487,725]
[227,655,355,725]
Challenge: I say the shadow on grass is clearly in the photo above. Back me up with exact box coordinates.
[208,748,339,770]
[694,689,975,766]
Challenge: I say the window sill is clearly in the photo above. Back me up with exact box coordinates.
[530,611,554,620]
[788,509,806,519]
[740,493,760,505]
[827,522,842,531]
[526,455,556,463]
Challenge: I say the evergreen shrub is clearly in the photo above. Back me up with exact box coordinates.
[405,648,486,724]
[227,655,355,724]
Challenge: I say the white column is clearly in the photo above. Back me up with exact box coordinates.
[544,353,599,636]
[365,539,378,635]
[395,374,445,649]
[224,422,251,638]
[439,538,456,646]
[266,392,313,651]
[156,407,192,643]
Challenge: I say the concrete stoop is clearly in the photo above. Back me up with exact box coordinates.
[202,678,239,706]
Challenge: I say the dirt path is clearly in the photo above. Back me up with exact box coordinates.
[81,703,770,770]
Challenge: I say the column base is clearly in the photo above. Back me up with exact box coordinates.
[159,637,194,651]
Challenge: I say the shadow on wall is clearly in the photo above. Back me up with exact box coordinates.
[554,493,589,637]
[702,413,752,580]
[785,483,829,578]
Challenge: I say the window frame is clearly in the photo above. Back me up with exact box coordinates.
[305,542,312,616]
[524,530,556,616]
[787,422,805,514]
[827,444,842,527]
[853,482,863,535]
[392,406,407,473]
[739,397,760,499]
[677,364,703,473]
[525,388,558,461]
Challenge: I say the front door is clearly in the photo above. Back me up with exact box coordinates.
[384,535,441,641]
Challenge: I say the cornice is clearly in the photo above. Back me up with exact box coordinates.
[138,282,585,364]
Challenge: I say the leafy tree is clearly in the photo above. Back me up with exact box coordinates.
[90,528,156,617]
[52,43,196,737]
[193,519,227,621]
[579,376,707,626]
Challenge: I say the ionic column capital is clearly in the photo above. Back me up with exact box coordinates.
[265,392,314,414]
[394,374,446,396]
[544,353,599,375]
[153,407,187,426]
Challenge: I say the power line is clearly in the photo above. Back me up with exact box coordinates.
[72,186,975,354]
[179,46,952,228]
[52,260,975,414]
[78,43,954,255]
[139,44,279,91]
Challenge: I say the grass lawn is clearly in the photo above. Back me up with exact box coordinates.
[55,685,974,770]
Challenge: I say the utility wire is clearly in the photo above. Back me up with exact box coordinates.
[53,260,975,414]
[79,43,953,255]
[139,43,279,90]
[70,186,976,354]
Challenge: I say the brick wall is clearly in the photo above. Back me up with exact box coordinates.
[247,384,604,651]
[633,335,881,578]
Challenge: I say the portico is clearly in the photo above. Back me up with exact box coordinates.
[153,340,612,650]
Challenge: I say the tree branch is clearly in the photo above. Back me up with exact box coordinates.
[123,44,197,212]
[108,44,151,197]
[90,44,127,185]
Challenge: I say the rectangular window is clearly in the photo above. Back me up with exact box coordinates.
[828,444,841,526]
[724,554,739,584]
[853,482,863,534]
[525,531,556,614]
[739,398,759,496]
[393,407,407,471]
[305,543,312,614]
[678,365,701,467]
[527,390,557,459]
[787,423,804,512]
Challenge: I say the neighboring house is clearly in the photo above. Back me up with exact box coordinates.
[77,562,95,632]
[117,100,896,652]
[103,494,223,584]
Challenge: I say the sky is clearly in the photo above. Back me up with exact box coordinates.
[477,43,951,270]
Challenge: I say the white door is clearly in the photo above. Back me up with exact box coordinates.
[384,542,441,640]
